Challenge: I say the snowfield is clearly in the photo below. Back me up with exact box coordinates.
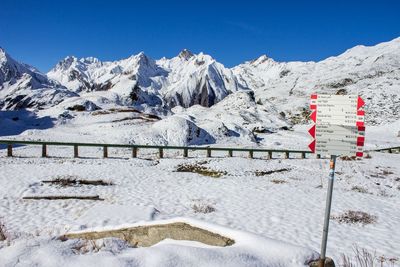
[0,144,399,266]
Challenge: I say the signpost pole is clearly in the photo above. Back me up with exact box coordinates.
[319,155,337,267]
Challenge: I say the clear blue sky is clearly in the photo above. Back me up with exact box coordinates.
[1,0,399,72]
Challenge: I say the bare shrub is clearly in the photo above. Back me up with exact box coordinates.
[331,210,377,226]
[176,163,226,178]
[192,203,216,214]
[340,245,399,267]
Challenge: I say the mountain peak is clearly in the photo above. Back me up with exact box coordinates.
[178,49,194,60]
[250,54,272,65]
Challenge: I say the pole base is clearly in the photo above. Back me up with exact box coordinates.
[309,257,335,267]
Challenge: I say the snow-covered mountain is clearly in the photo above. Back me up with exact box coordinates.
[0,47,76,110]
[48,49,245,109]
[233,37,400,125]
[157,49,246,108]
[1,37,400,128]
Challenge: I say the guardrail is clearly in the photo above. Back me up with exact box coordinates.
[0,139,315,159]
[371,146,400,154]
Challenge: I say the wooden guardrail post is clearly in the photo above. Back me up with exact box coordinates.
[248,150,253,159]
[206,148,211,158]
[301,152,306,159]
[228,150,233,157]
[267,151,272,159]
[42,144,47,157]
[74,145,79,158]
[7,144,12,157]
[103,146,108,158]
[159,148,164,158]
[183,148,188,158]
[284,151,289,159]
[132,147,137,158]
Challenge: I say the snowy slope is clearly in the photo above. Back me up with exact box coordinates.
[0,47,76,110]
[233,37,400,125]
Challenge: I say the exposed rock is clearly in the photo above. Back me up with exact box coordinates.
[66,100,100,112]
[61,222,235,248]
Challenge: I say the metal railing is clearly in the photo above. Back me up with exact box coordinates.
[370,146,400,154]
[1,139,398,159]
[0,139,313,159]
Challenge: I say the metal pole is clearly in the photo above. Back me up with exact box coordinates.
[319,155,336,267]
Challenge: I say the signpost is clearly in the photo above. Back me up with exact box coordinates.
[308,94,365,267]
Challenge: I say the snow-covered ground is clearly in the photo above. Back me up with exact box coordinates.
[0,141,399,266]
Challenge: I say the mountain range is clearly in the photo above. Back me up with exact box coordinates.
[1,37,400,126]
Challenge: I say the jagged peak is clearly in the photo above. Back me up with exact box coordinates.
[178,49,194,60]
[64,55,78,62]
[79,56,100,64]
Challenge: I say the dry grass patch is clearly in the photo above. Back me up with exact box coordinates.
[42,175,113,187]
[255,168,290,176]
[340,245,399,267]
[351,186,370,194]
[331,210,377,226]
[270,179,287,184]
[176,163,227,178]
[23,195,104,201]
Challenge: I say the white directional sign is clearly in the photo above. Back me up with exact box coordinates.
[308,94,365,157]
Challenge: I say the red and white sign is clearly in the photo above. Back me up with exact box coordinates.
[308,94,365,157]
